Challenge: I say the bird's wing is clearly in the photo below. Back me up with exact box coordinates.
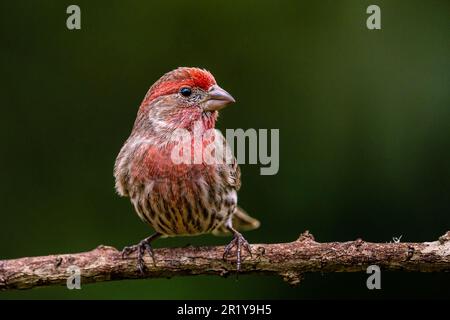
[214,129,241,190]
[228,155,241,190]
[211,130,260,235]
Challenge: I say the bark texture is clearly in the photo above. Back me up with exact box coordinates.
[1,231,449,290]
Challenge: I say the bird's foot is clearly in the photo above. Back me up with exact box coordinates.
[122,235,159,274]
[223,231,252,272]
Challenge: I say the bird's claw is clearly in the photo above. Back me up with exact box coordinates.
[121,245,137,259]
[223,232,252,272]
[121,238,156,275]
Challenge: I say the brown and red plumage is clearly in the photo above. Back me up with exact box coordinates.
[114,67,260,273]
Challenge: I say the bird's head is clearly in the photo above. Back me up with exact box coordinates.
[135,67,235,134]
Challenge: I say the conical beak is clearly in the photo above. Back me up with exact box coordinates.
[203,85,235,111]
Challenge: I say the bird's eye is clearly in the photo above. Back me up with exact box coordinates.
[180,87,192,97]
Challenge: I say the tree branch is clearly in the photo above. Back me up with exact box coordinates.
[1,231,449,290]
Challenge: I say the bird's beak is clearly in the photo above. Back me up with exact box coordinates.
[203,85,235,111]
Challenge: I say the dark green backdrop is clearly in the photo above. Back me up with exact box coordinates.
[1,0,449,299]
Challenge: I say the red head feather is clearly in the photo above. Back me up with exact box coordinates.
[141,67,216,106]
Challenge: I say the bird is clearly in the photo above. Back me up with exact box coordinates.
[114,67,260,273]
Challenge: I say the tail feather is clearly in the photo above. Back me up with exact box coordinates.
[212,206,260,236]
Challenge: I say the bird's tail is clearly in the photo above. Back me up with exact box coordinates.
[212,206,260,236]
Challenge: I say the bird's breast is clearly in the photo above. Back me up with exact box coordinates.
[128,144,236,236]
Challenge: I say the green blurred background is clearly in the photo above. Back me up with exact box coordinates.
[1,0,449,299]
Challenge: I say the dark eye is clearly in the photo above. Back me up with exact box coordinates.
[180,87,192,97]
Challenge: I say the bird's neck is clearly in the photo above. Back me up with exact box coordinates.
[172,109,218,132]
[133,110,218,146]
[198,111,218,131]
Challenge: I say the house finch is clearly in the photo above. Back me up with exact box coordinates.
[114,67,260,273]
